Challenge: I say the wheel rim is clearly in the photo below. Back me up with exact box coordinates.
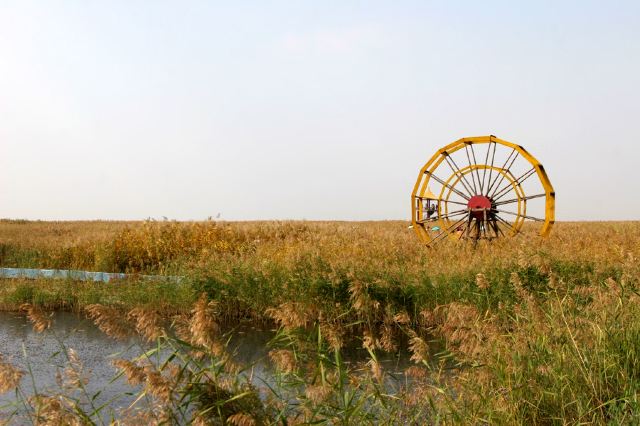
[411,135,555,246]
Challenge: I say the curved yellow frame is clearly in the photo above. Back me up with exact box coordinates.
[411,135,555,245]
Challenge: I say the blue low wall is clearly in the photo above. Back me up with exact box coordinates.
[0,267,182,283]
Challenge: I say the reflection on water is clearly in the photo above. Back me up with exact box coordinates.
[0,311,417,414]
[0,311,143,413]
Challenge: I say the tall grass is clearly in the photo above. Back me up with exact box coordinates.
[0,220,639,423]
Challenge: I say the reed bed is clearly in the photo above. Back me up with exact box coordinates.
[0,219,639,423]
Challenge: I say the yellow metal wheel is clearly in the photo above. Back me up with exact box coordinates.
[411,135,555,246]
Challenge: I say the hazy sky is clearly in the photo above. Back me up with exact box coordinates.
[1,1,638,221]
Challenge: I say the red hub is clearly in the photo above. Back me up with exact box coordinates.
[467,195,492,220]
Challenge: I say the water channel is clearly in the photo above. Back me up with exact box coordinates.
[0,312,417,418]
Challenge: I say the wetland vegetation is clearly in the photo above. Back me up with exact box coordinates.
[0,219,639,424]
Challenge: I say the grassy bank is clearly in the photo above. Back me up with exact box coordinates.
[0,220,637,320]
[0,278,196,314]
[0,220,639,423]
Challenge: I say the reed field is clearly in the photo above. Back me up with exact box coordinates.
[1,219,639,424]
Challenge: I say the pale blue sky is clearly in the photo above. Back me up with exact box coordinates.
[0,1,638,221]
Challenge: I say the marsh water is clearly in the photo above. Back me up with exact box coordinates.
[0,312,416,415]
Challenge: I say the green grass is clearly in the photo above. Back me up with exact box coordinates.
[0,278,196,314]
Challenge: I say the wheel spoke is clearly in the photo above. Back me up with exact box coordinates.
[492,167,536,201]
[444,154,475,197]
[464,144,479,194]
[425,171,471,201]
[480,142,490,194]
[493,193,546,206]
[416,195,468,207]
[481,219,488,240]
[486,149,518,198]
[494,220,509,237]
[465,214,473,240]
[483,142,497,197]
[468,143,483,194]
[417,208,468,223]
[427,215,469,245]
[494,214,515,233]
[494,209,544,222]
[442,199,469,207]
[457,217,471,240]
[483,210,492,240]
[490,219,504,238]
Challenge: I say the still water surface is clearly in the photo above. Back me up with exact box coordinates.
[0,312,414,414]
